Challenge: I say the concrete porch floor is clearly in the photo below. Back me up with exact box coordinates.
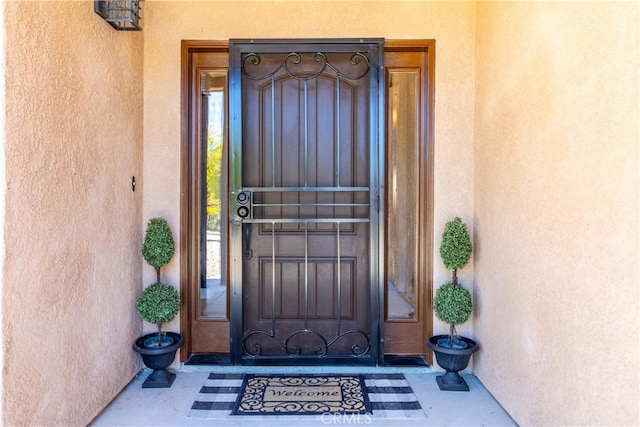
[91,365,517,427]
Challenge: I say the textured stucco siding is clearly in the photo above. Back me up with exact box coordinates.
[473,2,640,426]
[2,2,144,425]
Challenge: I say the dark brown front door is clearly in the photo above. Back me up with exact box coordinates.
[229,40,384,364]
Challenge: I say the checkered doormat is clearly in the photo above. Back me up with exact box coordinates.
[188,373,426,420]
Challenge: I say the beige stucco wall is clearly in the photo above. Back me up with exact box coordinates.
[0,1,6,422]
[474,2,640,426]
[2,1,144,425]
[143,0,477,341]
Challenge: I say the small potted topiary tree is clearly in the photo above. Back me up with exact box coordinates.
[427,217,479,391]
[132,217,184,388]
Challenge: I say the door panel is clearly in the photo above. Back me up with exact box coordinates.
[229,40,383,364]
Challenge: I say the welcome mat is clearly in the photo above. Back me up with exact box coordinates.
[188,373,426,420]
[232,375,370,415]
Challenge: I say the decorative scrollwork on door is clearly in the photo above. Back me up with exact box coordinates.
[241,51,370,81]
[243,327,370,358]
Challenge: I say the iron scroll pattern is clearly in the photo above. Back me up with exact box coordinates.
[243,328,370,358]
[241,51,371,81]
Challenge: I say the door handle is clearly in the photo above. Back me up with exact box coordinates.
[243,223,253,260]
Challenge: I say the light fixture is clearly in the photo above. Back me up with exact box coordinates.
[94,0,143,31]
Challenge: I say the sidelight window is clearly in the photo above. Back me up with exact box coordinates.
[199,69,228,319]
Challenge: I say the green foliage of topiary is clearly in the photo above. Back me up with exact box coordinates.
[136,283,180,329]
[433,282,473,326]
[434,217,474,343]
[142,218,175,271]
[439,217,472,272]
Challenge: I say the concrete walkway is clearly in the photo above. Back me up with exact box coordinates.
[91,366,516,427]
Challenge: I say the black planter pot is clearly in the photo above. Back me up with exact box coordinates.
[133,332,184,388]
[427,335,479,392]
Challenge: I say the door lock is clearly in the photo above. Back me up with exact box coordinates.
[235,191,251,219]
[237,191,250,204]
[237,206,250,218]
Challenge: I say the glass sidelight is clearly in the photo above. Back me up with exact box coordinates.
[386,70,419,320]
[199,70,228,320]
[382,42,433,359]
[184,46,231,356]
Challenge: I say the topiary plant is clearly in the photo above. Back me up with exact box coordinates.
[142,217,175,283]
[137,218,179,348]
[136,283,180,341]
[433,217,473,346]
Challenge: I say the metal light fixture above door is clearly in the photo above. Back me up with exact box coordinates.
[94,0,143,31]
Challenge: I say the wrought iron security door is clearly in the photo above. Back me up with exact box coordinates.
[229,40,384,365]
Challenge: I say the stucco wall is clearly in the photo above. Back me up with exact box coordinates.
[0,1,5,422]
[2,2,144,425]
[473,2,640,426]
[143,0,477,341]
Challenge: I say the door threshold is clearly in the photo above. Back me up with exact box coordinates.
[383,355,429,367]
[180,364,433,374]
[183,354,430,372]
[184,354,231,366]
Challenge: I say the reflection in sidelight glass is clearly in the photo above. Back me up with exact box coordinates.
[200,70,228,319]
[387,70,419,320]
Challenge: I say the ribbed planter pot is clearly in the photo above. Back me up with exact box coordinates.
[133,332,184,388]
[427,335,479,391]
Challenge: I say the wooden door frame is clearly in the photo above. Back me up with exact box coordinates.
[383,40,435,364]
[180,41,230,361]
[180,39,434,364]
